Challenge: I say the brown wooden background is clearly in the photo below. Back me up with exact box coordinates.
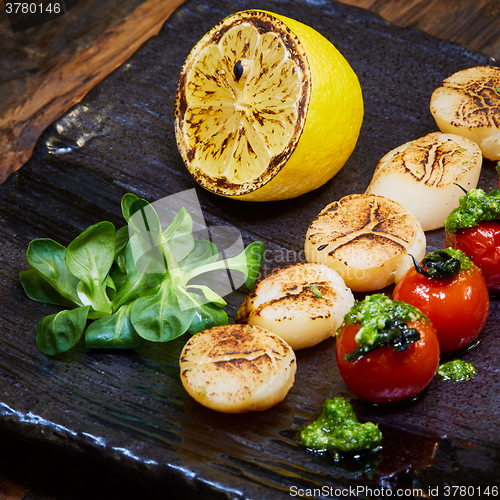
[0,0,499,186]
[0,0,499,498]
[342,0,500,61]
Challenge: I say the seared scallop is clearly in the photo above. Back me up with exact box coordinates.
[430,66,500,161]
[236,262,354,350]
[305,194,426,291]
[366,132,482,230]
[179,324,296,413]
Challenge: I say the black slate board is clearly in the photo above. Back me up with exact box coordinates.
[1,0,500,498]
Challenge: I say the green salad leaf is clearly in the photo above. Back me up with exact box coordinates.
[26,238,81,306]
[186,293,228,335]
[20,269,76,308]
[36,306,91,356]
[111,241,166,310]
[85,304,144,349]
[66,221,116,315]
[163,207,195,263]
[130,280,195,342]
[21,193,265,356]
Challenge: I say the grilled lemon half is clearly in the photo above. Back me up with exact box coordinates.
[175,10,363,201]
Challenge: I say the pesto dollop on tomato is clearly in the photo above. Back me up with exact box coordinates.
[337,294,429,363]
[444,188,500,233]
[436,359,476,382]
[437,247,473,271]
[338,293,427,347]
[423,247,473,273]
[299,397,382,460]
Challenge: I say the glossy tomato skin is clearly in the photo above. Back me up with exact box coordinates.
[392,265,489,353]
[445,221,500,292]
[336,321,440,404]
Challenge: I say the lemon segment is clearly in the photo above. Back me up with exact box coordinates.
[175,10,363,201]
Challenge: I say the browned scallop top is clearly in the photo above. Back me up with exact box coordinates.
[307,194,417,267]
[179,324,295,406]
[250,284,334,321]
[433,66,500,128]
[375,132,482,187]
[236,263,342,322]
[180,324,292,372]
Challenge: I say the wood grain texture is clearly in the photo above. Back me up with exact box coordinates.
[337,0,500,61]
[0,0,185,184]
[1,0,500,185]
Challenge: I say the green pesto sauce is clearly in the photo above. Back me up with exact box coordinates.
[436,359,476,382]
[424,247,473,272]
[444,188,500,233]
[299,397,382,460]
[337,294,427,347]
[310,283,322,298]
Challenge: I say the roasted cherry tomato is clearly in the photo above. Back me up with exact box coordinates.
[336,295,440,404]
[445,221,500,292]
[444,188,500,292]
[393,249,489,353]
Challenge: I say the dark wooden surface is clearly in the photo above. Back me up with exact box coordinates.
[0,0,499,498]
